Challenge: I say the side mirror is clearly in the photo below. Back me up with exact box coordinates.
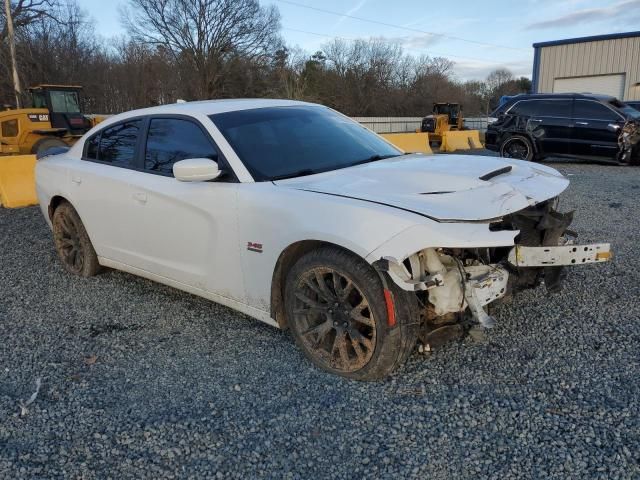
[173,158,222,182]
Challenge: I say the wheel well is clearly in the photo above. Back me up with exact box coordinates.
[270,240,362,330]
[48,195,68,221]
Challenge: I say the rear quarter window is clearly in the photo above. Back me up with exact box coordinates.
[84,120,141,167]
[508,100,539,116]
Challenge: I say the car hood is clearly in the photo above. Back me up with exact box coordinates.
[274,154,569,222]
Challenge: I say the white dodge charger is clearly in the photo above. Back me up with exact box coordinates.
[35,99,611,380]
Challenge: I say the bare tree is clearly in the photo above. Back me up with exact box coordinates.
[0,0,58,38]
[122,0,281,99]
[1,0,60,106]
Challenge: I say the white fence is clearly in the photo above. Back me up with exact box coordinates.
[353,116,489,134]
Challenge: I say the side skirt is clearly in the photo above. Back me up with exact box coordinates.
[98,257,279,329]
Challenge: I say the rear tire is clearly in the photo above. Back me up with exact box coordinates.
[52,202,101,277]
[31,137,68,155]
[284,246,418,380]
[500,135,534,161]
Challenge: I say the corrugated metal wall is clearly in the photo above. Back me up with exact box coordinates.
[537,36,640,100]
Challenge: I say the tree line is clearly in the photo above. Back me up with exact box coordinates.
[1,0,531,116]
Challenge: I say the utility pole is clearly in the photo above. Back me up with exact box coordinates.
[4,0,23,108]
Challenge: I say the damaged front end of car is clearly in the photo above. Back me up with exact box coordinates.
[618,121,640,165]
[373,198,612,350]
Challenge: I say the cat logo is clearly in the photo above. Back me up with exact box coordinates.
[27,114,50,122]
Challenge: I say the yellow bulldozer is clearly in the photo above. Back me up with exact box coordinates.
[418,102,482,152]
[0,84,104,208]
[419,102,465,146]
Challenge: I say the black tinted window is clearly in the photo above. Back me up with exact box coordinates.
[99,120,141,167]
[534,100,572,117]
[210,106,401,181]
[85,133,100,159]
[144,118,218,175]
[509,100,538,116]
[573,100,619,120]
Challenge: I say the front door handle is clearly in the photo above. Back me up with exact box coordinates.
[133,192,147,204]
[575,121,589,126]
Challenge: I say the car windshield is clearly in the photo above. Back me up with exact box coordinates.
[209,106,402,181]
[611,100,640,120]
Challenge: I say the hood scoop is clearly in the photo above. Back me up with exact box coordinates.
[479,165,512,181]
[420,191,455,195]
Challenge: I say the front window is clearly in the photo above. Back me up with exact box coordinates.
[144,118,218,176]
[573,100,620,121]
[210,106,401,181]
[49,90,81,113]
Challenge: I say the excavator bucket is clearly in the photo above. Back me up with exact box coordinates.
[0,155,38,208]
[380,132,433,154]
[441,130,483,152]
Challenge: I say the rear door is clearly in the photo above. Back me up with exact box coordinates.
[570,100,624,158]
[526,99,573,156]
[71,118,145,263]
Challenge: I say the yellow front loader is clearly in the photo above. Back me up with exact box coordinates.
[0,85,103,208]
[419,102,482,152]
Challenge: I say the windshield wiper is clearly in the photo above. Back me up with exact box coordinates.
[271,169,317,181]
[350,154,400,167]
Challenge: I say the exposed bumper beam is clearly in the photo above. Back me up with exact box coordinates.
[508,244,612,267]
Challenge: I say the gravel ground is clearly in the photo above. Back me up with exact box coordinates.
[1,162,639,479]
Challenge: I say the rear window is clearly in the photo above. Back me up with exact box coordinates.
[85,120,141,167]
[533,99,572,117]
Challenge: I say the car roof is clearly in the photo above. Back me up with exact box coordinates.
[503,93,617,103]
[105,98,317,123]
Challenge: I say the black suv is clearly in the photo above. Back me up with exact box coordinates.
[485,93,640,165]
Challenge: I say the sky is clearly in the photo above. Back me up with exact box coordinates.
[80,0,640,81]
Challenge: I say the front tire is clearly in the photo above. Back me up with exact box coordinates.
[284,247,418,380]
[500,135,534,161]
[52,202,101,277]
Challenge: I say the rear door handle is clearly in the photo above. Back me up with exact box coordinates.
[575,121,589,126]
[71,174,82,185]
[133,192,147,204]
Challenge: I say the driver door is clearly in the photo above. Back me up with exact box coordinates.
[122,116,244,299]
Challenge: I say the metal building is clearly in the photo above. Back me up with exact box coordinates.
[532,31,640,101]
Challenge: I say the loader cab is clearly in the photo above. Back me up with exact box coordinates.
[28,85,91,136]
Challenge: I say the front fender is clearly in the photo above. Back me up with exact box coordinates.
[236,184,426,313]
